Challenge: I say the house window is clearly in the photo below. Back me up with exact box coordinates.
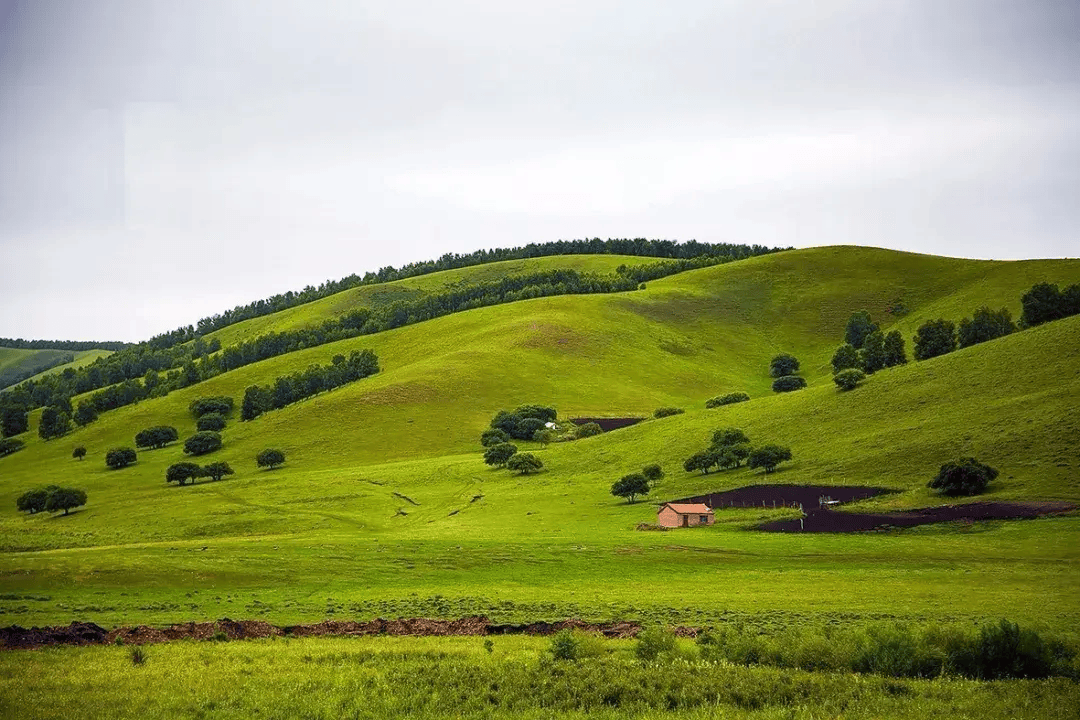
[699,515,708,523]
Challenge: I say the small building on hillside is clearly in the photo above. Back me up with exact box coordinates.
[657,503,715,528]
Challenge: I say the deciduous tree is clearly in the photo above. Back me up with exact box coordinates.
[928,457,998,496]
[483,443,517,468]
[833,368,866,391]
[845,311,879,349]
[166,462,203,486]
[748,445,792,474]
[184,431,223,456]
[611,473,650,503]
[769,354,800,378]
[883,331,907,367]
[256,448,286,469]
[106,447,137,469]
[507,452,543,475]
[45,487,87,515]
[913,319,957,360]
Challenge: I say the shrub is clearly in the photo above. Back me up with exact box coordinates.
[480,428,509,447]
[256,448,286,470]
[483,443,517,468]
[653,407,684,418]
[771,375,806,393]
[135,426,179,450]
[166,462,203,486]
[833,368,866,391]
[507,453,543,475]
[130,646,147,666]
[105,447,137,469]
[769,353,800,378]
[635,626,678,661]
[184,431,223,456]
[611,474,650,503]
[44,487,87,515]
[550,629,580,660]
[947,619,1073,680]
[706,392,749,408]
[189,396,234,418]
[748,445,792,474]
[196,413,227,432]
[0,437,25,458]
[574,422,602,439]
[927,457,998,496]
[72,446,86,461]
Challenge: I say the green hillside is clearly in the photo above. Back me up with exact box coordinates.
[1,246,1079,634]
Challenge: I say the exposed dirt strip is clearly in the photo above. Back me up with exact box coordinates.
[0,617,689,650]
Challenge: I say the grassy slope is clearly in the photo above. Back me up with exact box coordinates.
[1,246,1079,630]
[15,349,114,386]
[203,254,660,347]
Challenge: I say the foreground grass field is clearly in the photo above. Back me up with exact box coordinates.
[0,246,1078,638]
[4,635,1080,720]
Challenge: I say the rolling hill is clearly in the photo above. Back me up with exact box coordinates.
[1,245,1078,633]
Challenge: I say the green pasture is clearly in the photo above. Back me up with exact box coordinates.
[2,635,1078,720]
[0,246,1079,634]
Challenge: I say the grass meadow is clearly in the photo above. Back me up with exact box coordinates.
[1,246,1079,717]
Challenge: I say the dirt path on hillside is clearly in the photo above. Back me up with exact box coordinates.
[0,617,681,651]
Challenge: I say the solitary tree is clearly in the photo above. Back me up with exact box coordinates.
[256,448,286,470]
[202,461,235,482]
[38,406,71,441]
[833,368,866,391]
[845,311,879,349]
[769,354,800,378]
[928,458,999,496]
[642,464,665,485]
[913,319,957,360]
[882,330,907,367]
[72,446,87,461]
[860,331,886,373]
[611,473,650,503]
[772,375,807,393]
[105,447,138,469]
[184,431,223,456]
[507,452,543,475]
[166,462,203,486]
[483,443,517,468]
[45,487,87,515]
[748,445,793,474]
[831,344,859,374]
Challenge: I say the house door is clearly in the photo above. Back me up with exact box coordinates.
[681,515,688,527]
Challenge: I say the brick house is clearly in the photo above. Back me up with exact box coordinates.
[657,502,715,528]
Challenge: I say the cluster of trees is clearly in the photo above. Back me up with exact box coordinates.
[166,461,235,486]
[16,485,87,515]
[191,238,782,337]
[684,428,793,474]
[705,392,749,408]
[0,338,127,351]
[769,354,806,393]
[241,350,379,422]
[1020,282,1080,327]
[611,464,664,503]
[831,312,907,386]
[487,405,558,441]
[0,349,76,389]
[482,441,544,475]
[928,457,999,496]
[38,406,72,440]
[911,306,1017,362]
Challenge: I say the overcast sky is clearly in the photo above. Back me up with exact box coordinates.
[1,0,1077,342]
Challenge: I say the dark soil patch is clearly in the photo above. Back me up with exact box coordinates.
[756,501,1076,533]
[569,417,646,432]
[672,484,894,510]
[0,616,684,651]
